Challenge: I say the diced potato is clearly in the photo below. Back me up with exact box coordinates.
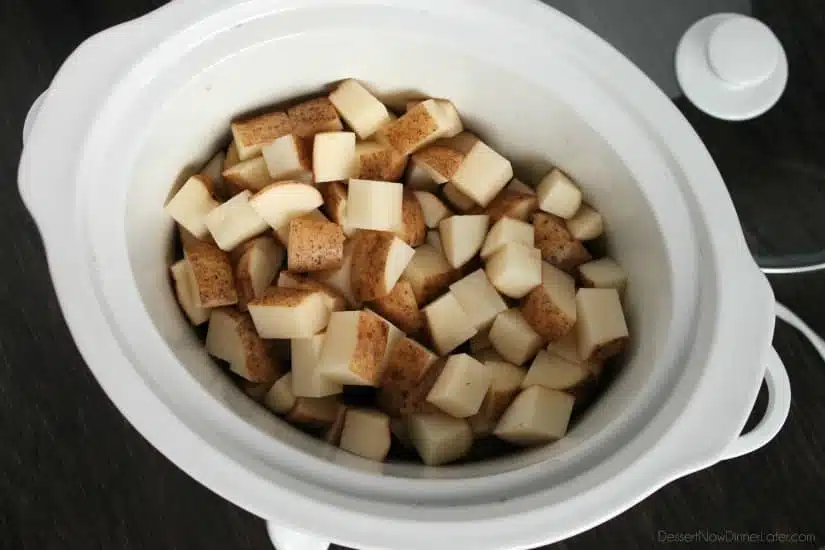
[339,409,392,461]
[200,151,228,200]
[205,308,280,382]
[371,279,424,334]
[377,338,440,416]
[566,204,603,240]
[313,240,359,307]
[439,214,489,269]
[170,260,210,325]
[317,310,389,386]
[264,373,296,414]
[329,79,393,139]
[224,141,240,171]
[442,182,476,212]
[405,161,439,191]
[165,175,219,238]
[291,333,343,398]
[231,111,292,160]
[319,182,355,237]
[537,169,582,219]
[426,230,443,254]
[449,269,507,331]
[248,287,329,338]
[522,350,590,390]
[489,308,543,365]
[495,386,574,444]
[578,258,627,292]
[185,241,238,308]
[288,97,343,137]
[545,330,581,364]
[313,131,356,183]
[450,138,513,206]
[354,141,408,181]
[423,291,477,355]
[204,190,268,251]
[484,242,542,299]
[468,358,525,435]
[414,191,451,228]
[576,288,628,361]
[287,396,342,426]
[403,244,457,305]
[484,189,539,223]
[347,179,403,232]
[370,311,406,374]
[234,236,284,311]
[396,190,427,247]
[506,178,535,196]
[274,209,330,247]
[426,354,492,418]
[262,133,312,181]
[408,413,473,466]
[287,215,345,272]
[532,212,592,273]
[250,181,323,231]
[223,157,272,193]
[324,405,348,445]
[276,272,346,313]
[377,99,452,155]
[433,99,463,138]
[520,262,577,341]
[351,230,416,301]
[412,143,465,184]
[480,217,534,260]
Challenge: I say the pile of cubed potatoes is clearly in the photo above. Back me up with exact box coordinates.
[165,79,629,466]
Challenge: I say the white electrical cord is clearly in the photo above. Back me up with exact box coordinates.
[775,302,825,361]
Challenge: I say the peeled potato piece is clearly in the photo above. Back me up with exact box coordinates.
[489,308,543,365]
[250,181,323,231]
[439,214,489,269]
[165,175,219,239]
[312,240,360,307]
[248,287,330,338]
[351,230,416,302]
[262,133,312,182]
[481,217,534,260]
[414,191,452,228]
[423,292,478,355]
[170,260,209,325]
[291,333,343,398]
[520,262,577,341]
[451,140,513,207]
[522,350,590,391]
[484,242,542,299]
[223,157,272,193]
[339,408,392,461]
[536,169,582,219]
[426,354,492,418]
[347,179,404,232]
[234,236,284,311]
[575,288,629,361]
[578,257,627,292]
[467,358,525,436]
[276,272,347,313]
[566,203,604,240]
[204,190,269,251]
[313,131,357,183]
[494,386,575,445]
[205,308,280,383]
[317,310,389,386]
[403,244,458,305]
[408,413,473,466]
[449,269,507,331]
[329,79,393,139]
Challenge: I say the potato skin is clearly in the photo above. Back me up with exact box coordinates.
[350,230,399,301]
[532,212,592,273]
[371,279,424,334]
[287,216,345,272]
[521,286,575,341]
[397,190,427,247]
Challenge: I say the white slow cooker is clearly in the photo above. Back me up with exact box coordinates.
[17,1,791,549]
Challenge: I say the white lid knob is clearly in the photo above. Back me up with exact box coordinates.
[676,14,788,120]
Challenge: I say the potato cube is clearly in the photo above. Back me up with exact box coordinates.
[318,182,354,237]
[312,241,359,307]
[339,409,392,461]
[288,97,343,137]
[250,182,323,231]
[165,175,219,238]
[377,338,440,416]
[396,190,427,247]
[449,269,507,331]
[484,189,539,223]
[522,350,590,390]
[231,111,292,160]
[576,288,629,361]
[468,358,525,435]
[274,209,330,246]
[489,308,543,365]
[351,230,416,301]
[291,333,343,398]
[204,190,268,251]
[520,262,577,341]
[402,244,457,305]
[170,260,209,325]
[248,287,329,338]
[495,386,574,444]
[578,258,626,292]
[451,140,513,207]
[408,413,473,466]
[370,311,405,374]
[317,310,389,386]
[313,131,356,183]
[371,279,424,334]
[223,157,272,194]
[423,292,477,355]
[566,203,603,240]
[412,144,464,184]
[439,214,489,269]
[414,191,451,228]
[405,161,439,191]
[287,396,342,426]
[377,99,451,155]
[354,141,408,181]
[537,169,582,219]
[185,241,238,308]
[264,373,296,414]
[287,216,345,272]
[506,178,536,195]
[433,99,463,138]
[442,182,476,212]
[426,354,492,418]
[276,272,346,313]
[532,212,592,272]
[484,242,542,299]
[205,308,280,382]
[262,133,312,181]
[329,79,393,139]
[234,236,284,311]
[481,217,534,260]
[545,330,582,364]
[347,179,403,232]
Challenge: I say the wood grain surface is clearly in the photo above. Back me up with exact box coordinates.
[1,1,824,549]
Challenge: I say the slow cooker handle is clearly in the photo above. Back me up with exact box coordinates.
[267,522,330,550]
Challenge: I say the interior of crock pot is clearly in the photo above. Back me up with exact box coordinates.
[119,11,689,480]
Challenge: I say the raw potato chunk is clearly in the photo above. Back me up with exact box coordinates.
[287,216,345,272]
[205,308,280,382]
[165,175,219,238]
[377,99,451,155]
[403,244,457,305]
[248,288,329,338]
[329,79,393,139]
[377,338,439,416]
[287,396,341,426]
[520,262,577,341]
[439,215,489,269]
[412,143,464,184]
[532,212,592,273]
[235,236,284,311]
[185,241,238,308]
[566,204,603,240]
[507,178,536,195]
[481,217,534,260]
[578,258,627,291]
[231,111,292,160]
[494,386,574,444]
[223,157,272,194]
[426,354,492,418]
[291,333,343,398]
[546,330,582,364]
[170,260,209,325]
[485,242,542,299]
[442,182,476,213]
[313,132,356,183]
[468,359,525,436]
[277,272,347,313]
[250,181,323,231]
[576,288,629,361]
[423,292,477,355]
[339,409,392,461]
[347,179,403,231]
[262,133,312,181]
[405,161,439,191]
[265,373,296,414]
[371,279,424,334]
[408,413,473,466]
[414,191,451,228]
[204,190,268,251]
[319,182,354,236]
[433,99,463,138]
[313,241,359,307]
[371,311,405,374]
[275,210,330,247]
[288,97,343,137]
[351,230,416,301]
[451,140,513,207]
[522,350,590,390]
[396,191,427,247]
[449,269,507,331]
[317,310,389,386]
[484,189,539,223]
[489,308,543,365]
[537,169,582,219]
[355,141,408,181]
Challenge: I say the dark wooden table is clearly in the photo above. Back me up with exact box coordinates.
[2,1,824,549]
